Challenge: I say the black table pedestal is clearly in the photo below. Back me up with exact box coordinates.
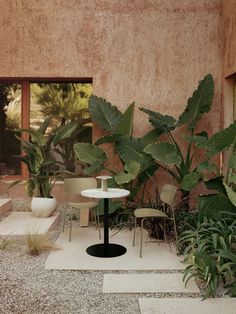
[86,198,127,258]
[86,243,126,258]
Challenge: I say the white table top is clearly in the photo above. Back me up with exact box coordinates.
[81,188,130,199]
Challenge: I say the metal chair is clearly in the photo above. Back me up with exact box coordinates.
[63,177,101,241]
[133,184,178,257]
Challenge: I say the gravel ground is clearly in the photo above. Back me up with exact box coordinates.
[0,211,201,314]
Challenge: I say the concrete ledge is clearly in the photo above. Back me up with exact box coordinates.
[0,211,60,236]
[138,298,236,314]
[0,198,11,218]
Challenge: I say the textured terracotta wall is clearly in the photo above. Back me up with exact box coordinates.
[0,0,223,136]
[224,0,236,77]
[0,0,224,201]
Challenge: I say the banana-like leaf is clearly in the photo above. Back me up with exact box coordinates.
[38,116,52,135]
[74,143,107,164]
[178,74,214,130]
[223,182,236,207]
[114,160,140,185]
[140,107,177,134]
[116,136,152,168]
[141,129,162,145]
[207,121,236,157]
[115,102,135,136]
[89,95,123,132]
[53,121,78,145]
[144,142,181,165]
[181,172,200,191]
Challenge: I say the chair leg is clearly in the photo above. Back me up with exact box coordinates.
[69,207,73,242]
[140,218,145,258]
[163,219,167,242]
[133,216,137,246]
[62,205,67,232]
[96,208,101,240]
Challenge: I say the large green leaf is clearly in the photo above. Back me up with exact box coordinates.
[198,193,236,218]
[137,164,159,186]
[83,162,104,175]
[185,134,209,149]
[38,116,52,135]
[114,160,140,185]
[89,95,123,132]
[74,143,107,164]
[181,172,200,191]
[144,142,181,165]
[178,74,214,130]
[141,129,162,145]
[140,108,177,134]
[224,182,236,207]
[53,121,78,145]
[116,136,152,168]
[204,176,226,194]
[95,134,121,145]
[207,121,236,157]
[115,102,135,136]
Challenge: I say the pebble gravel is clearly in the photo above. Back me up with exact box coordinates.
[0,211,201,314]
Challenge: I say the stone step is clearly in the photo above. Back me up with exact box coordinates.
[138,298,236,314]
[103,273,199,294]
[0,198,11,218]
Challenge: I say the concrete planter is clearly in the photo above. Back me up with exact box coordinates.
[31,196,57,218]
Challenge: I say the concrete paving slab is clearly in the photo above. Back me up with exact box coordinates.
[138,298,236,314]
[45,228,184,271]
[0,198,11,218]
[103,274,199,293]
[0,211,60,236]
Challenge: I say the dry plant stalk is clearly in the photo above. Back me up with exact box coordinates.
[0,237,12,250]
[25,232,56,256]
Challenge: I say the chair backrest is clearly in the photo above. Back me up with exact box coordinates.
[160,184,177,207]
[64,177,97,195]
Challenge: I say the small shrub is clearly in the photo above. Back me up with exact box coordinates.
[25,232,56,256]
[179,216,236,298]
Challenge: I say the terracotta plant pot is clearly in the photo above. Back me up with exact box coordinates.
[31,196,57,218]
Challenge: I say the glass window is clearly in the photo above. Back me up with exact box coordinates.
[0,83,21,175]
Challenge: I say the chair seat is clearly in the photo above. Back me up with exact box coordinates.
[134,208,168,218]
[68,201,97,209]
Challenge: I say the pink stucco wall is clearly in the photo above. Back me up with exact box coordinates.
[0,0,224,202]
[0,0,223,134]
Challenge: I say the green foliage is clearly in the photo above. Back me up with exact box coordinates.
[141,74,216,203]
[89,95,123,132]
[17,118,76,197]
[178,74,214,130]
[179,216,236,298]
[74,95,157,205]
[32,83,93,172]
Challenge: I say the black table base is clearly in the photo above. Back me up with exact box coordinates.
[86,243,127,258]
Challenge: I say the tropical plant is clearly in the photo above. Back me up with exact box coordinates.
[141,74,218,207]
[16,117,78,197]
[179,215,236,298]
[31,83,93,172]
[196,121,236,217]
[74,96,158,204]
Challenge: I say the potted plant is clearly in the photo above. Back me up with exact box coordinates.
[17,117,78,217]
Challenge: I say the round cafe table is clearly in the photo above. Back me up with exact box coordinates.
[81,188,130,258]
